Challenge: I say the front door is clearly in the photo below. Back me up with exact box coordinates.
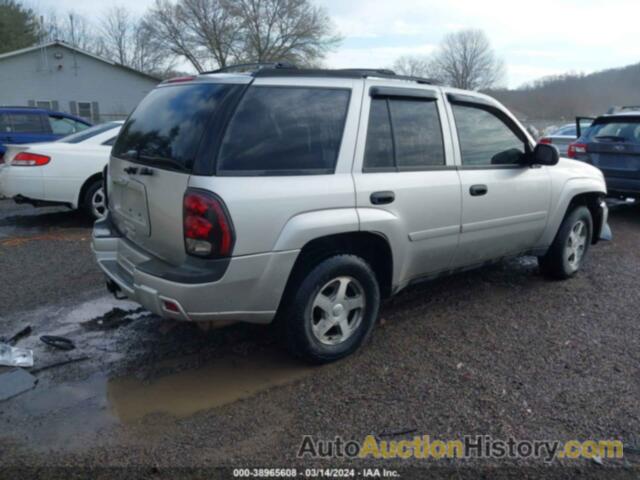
[446,98,551,268]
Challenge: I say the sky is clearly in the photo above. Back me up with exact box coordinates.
[29,0,640,89]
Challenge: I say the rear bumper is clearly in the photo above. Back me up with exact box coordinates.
[605,176,640,196]
[0,166,44,201]
[92,214,298,324]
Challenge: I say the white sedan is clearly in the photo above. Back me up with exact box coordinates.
[0,121,123,219]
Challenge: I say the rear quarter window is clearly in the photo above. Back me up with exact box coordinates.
[217,86,350,175]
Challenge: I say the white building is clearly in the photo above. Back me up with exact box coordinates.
[0,41,160,123]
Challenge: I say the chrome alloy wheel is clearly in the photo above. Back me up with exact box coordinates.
[565,219,588,271]
[310,276,366,346]
[91,187,107,219]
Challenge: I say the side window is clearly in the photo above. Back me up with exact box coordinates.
[452,104,526,166]
[364,97,445,171]
[73,120,90,132]
[0,114,10,132]
[218,87,350,174]
[9,113,48,134]
[102,136,117,146]
[49,116,77,135]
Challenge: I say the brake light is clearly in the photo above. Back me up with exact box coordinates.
[163,76,196,84]
[12,152,50,166]
[567,143,587,159]
[538,138,552,145]
[183,189,234,258]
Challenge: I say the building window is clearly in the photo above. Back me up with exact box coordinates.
[78,102,93,121]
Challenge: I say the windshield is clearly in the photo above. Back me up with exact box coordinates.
[112,83,238,172]
[587,118,640,143]
[59,122,121,144]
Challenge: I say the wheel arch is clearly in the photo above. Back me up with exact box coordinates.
[77,172,103,209]
[541,178,606,247]
[276,231,395,318]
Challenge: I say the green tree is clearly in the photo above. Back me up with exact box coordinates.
[0,0,40,54]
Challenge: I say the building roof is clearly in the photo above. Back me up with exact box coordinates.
[0,41,161,82]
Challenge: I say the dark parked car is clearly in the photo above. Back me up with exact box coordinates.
[569,111,640,198]
[0,107,91,161]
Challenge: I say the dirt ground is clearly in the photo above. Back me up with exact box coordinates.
[0,199,639,478]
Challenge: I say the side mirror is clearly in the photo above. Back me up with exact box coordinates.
[531,143,559,166]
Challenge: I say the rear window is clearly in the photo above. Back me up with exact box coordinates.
[217,86,350,175]
[59,122,120,144]
[586,118,640,143]
[113,83,237,172]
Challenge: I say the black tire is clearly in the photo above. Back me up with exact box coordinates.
[539,205,593,279]
[82,179,106,220]
[279,254,380,364]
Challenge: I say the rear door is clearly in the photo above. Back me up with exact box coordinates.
[352,81,462,281]
[109,81,245,266]
[446,94,551,267]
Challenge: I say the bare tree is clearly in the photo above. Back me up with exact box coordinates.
[391,55,433,78]
[143,0,207,72]
[179,0,242,69]
[430,29,505,90]
[42,11,104,54]
[101,6,173,76]
[144,0,340,72]
[231,0,340,66]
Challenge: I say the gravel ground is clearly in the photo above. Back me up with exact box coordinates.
[0,198,639,478]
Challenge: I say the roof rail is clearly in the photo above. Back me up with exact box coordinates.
[204,62,297,74]
[251,67,436,85]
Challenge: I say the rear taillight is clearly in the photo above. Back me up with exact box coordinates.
[567,143,587,159]
[183,189,234,258]
[12,152,51,166]
[538,137,552,145]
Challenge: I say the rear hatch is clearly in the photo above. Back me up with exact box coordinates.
[109,80,244,266]
[583,116,640,180]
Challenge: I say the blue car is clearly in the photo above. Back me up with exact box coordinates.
[569,111,640,198]
[0,107,92,161]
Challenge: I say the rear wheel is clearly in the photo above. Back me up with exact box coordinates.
[82,180,107,220]
[539,206,592,279]
[279,254,380,364]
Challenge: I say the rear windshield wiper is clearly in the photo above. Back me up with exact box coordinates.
[594,135,627,142]
[137,154,190,172]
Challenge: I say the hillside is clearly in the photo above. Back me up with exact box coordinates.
[488,62,640,128]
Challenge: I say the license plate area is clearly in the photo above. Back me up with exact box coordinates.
[111,176,151,237]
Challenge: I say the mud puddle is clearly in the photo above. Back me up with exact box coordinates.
[1,349,314,452]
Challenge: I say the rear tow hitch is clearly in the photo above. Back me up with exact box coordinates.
[106,279,127,300]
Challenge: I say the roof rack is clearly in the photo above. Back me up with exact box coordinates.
[251,67,436,85]
[201,62,436,85]
[204,62,297,74]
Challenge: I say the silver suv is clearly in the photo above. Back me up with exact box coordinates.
[93,66,609,363]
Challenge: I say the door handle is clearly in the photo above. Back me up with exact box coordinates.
[124,166,138,175]
[370,191,395,205]
[469,184,488,196]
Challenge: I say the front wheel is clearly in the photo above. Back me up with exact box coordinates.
[280,254,380,364]
[539,206,593,279]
